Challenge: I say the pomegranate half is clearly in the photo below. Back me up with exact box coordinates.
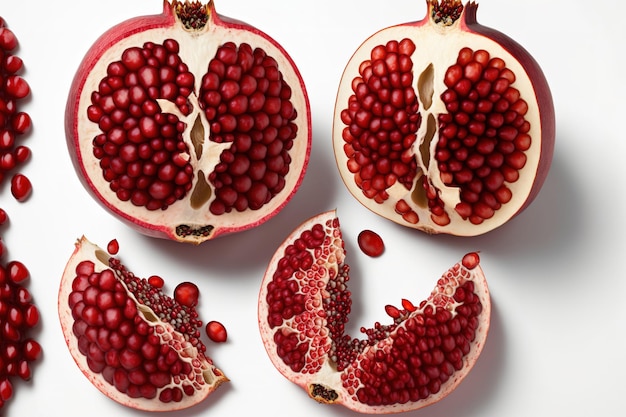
[66,0,311,244]
[258,210,490,413]
[58,236,228,411]
[333,0,555,236]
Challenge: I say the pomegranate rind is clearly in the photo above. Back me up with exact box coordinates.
[65,0,311,244]
[58,236,228,411]
[332,1,554,236]
[258,210,491,413]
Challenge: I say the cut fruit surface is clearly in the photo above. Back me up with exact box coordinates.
[258,210,490,413]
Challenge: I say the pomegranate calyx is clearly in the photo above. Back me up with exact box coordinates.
[173,0,210,30]
[430,0,464,26]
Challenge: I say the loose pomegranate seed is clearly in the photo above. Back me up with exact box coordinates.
[8,260,29,284]
[148,275,165,289]
[206,320,227,343]
[174,282,199,308]
[357,229,385,257]
[462,252,480,270]
[106,238,119,255]
[10,174,31,202]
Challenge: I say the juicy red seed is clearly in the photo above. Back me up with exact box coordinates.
[8,261,28,284]
[5,76,30,99]
[206,320,227,343]
[357,229,385,257]
[174,282,199,308]
[148,275,164,289]
[107,239,119,255]
[10,173,32,202]
[461,252,480,270]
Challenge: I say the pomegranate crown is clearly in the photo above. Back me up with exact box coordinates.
[172,0,211,30]
[429,0,464,25]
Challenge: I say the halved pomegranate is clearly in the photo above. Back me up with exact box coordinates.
[58,236,228,411]
[333,0,555,236]
[258,210,490,413]
[66,0,311,244]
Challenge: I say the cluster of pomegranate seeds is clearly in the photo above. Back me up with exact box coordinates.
[200,42,298,215]
[0,19,40,412]
[0,18,32,202]
[88,38,195,211]
[67,254,210,403]
[0,255,41,409]
[340,38,420,204]
[437,47,530,224]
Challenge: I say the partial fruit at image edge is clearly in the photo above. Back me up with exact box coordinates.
[259,209,491,413]
[65,0,311,244]
[58,236,228,412]
[333,0,555,236]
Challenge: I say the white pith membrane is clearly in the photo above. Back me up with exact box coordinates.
[258,210,491,413]
[332,2,551,236]
[67,1,310,243]
[58,237,227,411]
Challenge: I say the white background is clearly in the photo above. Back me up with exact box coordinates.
[1,0,624,416]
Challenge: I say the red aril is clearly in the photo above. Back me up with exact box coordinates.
[206,320,227,343]
[357,229,385,257]
[333,0,555,236]
[66,1,311,244]
[174,282,199,308]
[58,237,228,411]
[147,275,165,289]
[258,210,490,413]
[106,239,119,255]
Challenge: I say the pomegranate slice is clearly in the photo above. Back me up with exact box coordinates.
[333,0,555,236]
[66,1,311,244]
[58,237,228,411]
[258,210,490,413]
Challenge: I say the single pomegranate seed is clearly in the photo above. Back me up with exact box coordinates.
[106,239,119,255]
[0,208,7,226]
[10,174,32,202]
[357,229,385,257]
[462,252,480,270]
[174,282,199,308]
[148,275,165,289]
[8,261,29,284]
[206,320,227,343]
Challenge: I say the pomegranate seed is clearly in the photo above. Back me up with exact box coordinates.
[10,174,32,202]
[206,320,227,343]
[8,261,29,284]
[148,275,164,289]
[462,252,480,270]
[106,239,119,255]
[174,282,199,307]
[357,229,385,257]
[0,208,7,226]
